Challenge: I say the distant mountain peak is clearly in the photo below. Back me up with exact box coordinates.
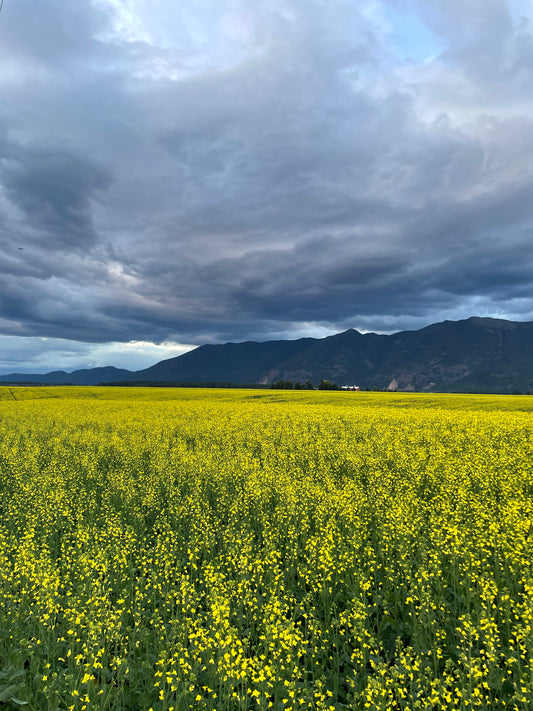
[1,317,533,392]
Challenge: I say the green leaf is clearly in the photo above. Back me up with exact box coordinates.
[0,685,20,702]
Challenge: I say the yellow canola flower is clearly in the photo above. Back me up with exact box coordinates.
[2,387,533,709]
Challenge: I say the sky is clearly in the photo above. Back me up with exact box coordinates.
[1,0,533,374]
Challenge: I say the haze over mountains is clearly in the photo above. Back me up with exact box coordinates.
[2,317,533,393]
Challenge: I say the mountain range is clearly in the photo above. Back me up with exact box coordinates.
[2,317,533,393]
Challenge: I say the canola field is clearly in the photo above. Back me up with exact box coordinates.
[0,387,532,711]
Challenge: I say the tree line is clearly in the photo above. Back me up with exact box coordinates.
[271,379,339,390]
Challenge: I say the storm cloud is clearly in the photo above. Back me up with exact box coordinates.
[1,0,533,371]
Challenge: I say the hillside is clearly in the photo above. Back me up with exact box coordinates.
[1,317,533,392]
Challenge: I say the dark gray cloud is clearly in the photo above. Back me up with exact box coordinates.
[3,146,111,251]
[1,0,533,372]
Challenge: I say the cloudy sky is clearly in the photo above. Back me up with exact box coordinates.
[1,0,533,373]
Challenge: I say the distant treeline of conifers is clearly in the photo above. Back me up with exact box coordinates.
[104,380,342,389]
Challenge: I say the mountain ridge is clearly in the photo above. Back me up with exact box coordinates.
[1,317,533,393]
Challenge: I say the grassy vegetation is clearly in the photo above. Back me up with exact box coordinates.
[0,387,532,709]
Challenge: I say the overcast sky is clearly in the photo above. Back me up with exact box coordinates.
[1,0,533,373]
